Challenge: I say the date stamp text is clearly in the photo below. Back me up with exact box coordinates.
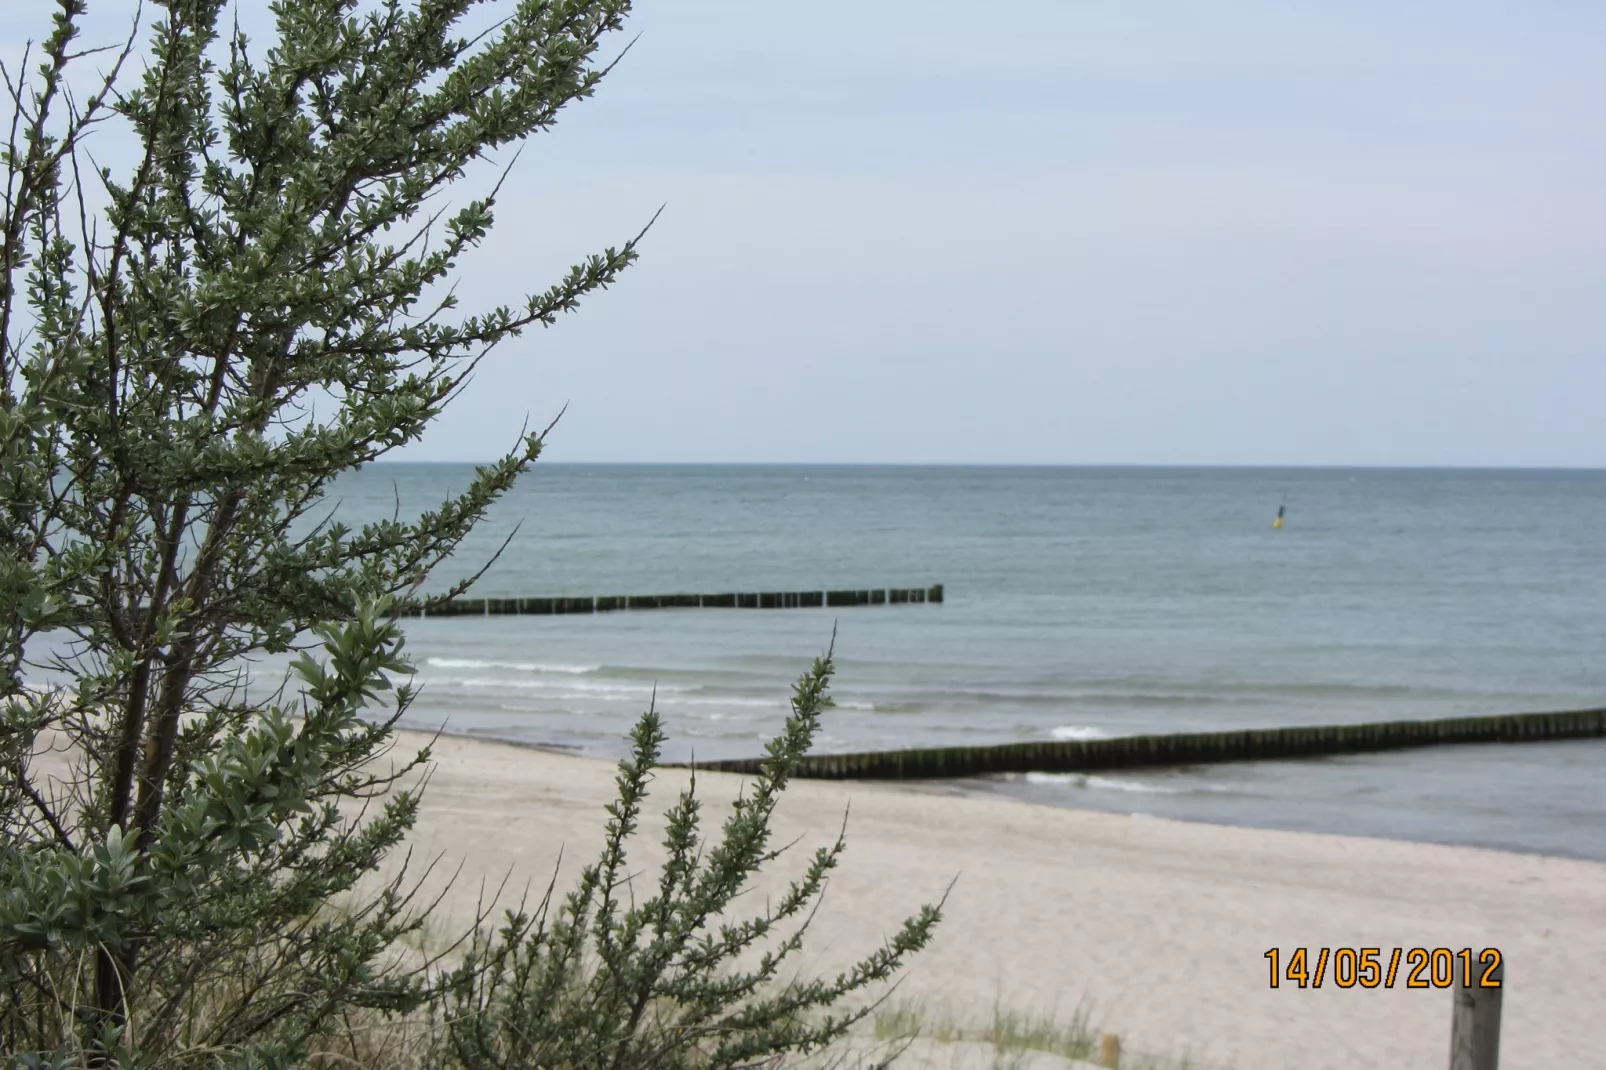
[1264,947,1503,989]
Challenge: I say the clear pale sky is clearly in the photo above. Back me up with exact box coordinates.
[5,2,1604,466]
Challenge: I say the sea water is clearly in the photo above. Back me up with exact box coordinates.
[38,464,1606,859]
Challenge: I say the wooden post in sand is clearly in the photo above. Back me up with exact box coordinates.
[1449,958,1502,1070]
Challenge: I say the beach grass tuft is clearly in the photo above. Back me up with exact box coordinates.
[871,997,1224,1070]
[984,1000,1098,1061]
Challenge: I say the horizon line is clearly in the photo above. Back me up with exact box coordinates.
[373,459,1606,472]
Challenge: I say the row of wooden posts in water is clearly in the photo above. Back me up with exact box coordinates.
[683,682,1528,1070]
[410,584,944,617]
[681,705,1606,780]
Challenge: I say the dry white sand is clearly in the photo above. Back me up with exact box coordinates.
[389,730,1606,1070]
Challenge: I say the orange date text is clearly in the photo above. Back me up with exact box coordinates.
[1264,947,1502,990]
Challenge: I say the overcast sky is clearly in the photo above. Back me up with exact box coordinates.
[5,2,1604,466]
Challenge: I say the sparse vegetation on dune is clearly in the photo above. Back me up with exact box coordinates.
[868,999,1223,1070]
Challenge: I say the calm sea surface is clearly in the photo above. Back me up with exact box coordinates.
[47,464,1606,859]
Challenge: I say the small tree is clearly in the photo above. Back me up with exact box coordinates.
[0,2,940,1066]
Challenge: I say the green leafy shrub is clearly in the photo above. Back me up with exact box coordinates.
[432,652,942,1070]
[0,1,941,1065]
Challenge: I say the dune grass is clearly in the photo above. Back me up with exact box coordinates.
[870,997,1224,1070]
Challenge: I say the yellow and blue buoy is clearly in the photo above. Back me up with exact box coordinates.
[1272,501,1285,530]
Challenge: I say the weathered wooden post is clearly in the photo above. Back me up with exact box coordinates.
[1450,958,1502,1070]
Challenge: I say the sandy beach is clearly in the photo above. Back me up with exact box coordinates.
[388,729,1606,1070]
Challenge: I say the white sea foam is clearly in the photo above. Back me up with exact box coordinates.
[1050,724,1110,741]
[654,695,780,709]
[425,657,599,674]
[441,677,689,696]
[1022,771,1245,796]
[1023,772,1183,794]
[1084,775,1185,794]
[835,700,925,713]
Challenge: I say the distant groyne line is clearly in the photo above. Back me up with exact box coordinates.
[679,706,1606,780]
[409,584,944,618]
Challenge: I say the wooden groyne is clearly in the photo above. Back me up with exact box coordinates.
[409,584,943,618]
[681,706,1606,780]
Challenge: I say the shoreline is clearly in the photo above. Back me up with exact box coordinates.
[951,776,1606,866]
[411,722,1606,864]
[392,728,1606,1070]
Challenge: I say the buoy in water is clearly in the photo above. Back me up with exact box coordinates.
[1272,500,1286,530]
